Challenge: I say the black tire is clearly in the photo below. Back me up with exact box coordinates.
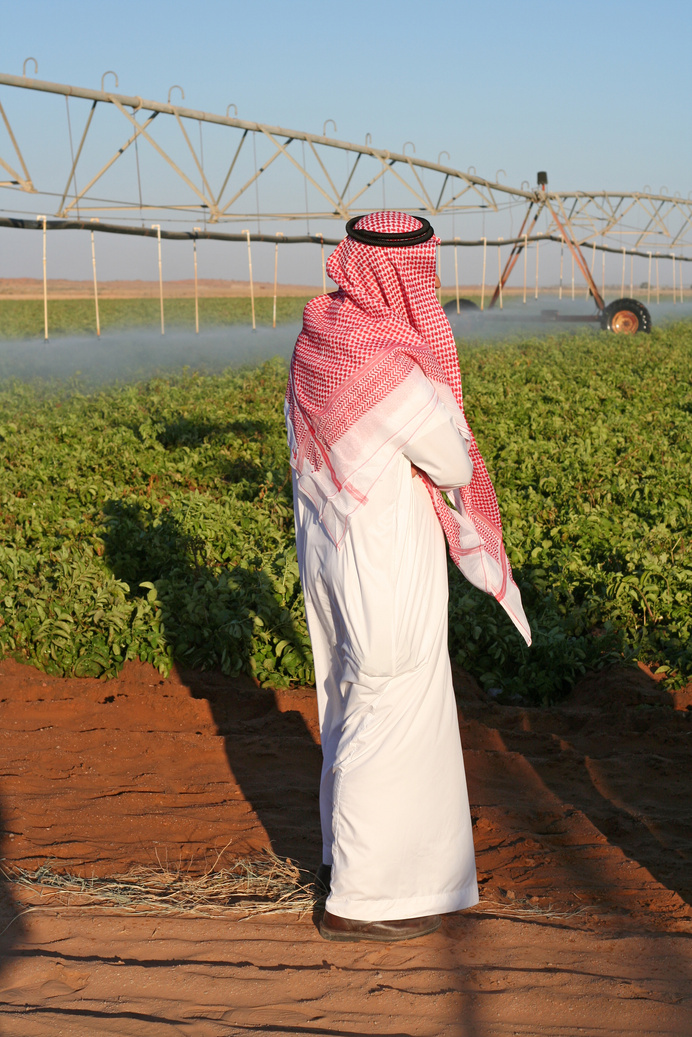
[443,298,480,315]
[600,297,652,334]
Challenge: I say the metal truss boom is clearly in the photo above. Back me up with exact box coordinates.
[0,71,690,260]
[0,71,526,215]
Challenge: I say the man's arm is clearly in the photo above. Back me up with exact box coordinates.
[403,419,473,490]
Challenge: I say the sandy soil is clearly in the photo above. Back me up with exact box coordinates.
[0,278,322,300]
[1,658,691,1035]
[0,279,546,301]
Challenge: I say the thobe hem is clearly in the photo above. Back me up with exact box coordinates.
[325,879,480,922]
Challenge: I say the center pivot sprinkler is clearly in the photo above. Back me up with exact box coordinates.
[485,172,652,334]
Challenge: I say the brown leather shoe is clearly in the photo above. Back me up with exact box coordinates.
[319,909,441,943]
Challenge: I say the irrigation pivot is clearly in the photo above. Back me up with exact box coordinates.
[1,71,690,333]
[483,172,652,333]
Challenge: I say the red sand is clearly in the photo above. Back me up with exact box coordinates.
[1,657,691,1035]
[0,277,322,299]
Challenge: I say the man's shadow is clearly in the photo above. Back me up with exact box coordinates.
[101,490,323,869]
[0,800,26,988]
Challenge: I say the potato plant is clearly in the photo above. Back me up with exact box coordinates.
[0,324,690,702]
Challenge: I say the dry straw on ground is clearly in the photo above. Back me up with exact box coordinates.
[2,850,588,929]
[1,849,321,929]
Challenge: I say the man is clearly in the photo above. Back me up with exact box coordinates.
[285,211,530,942]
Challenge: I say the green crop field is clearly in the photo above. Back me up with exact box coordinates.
[1,324,690,703]
[0,296,310,339]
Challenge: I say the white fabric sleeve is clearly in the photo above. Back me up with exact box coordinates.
[403,417,474,489]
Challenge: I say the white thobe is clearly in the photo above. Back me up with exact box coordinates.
[293,400,479,922]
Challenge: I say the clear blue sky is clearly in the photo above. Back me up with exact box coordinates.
[1,0,690,284]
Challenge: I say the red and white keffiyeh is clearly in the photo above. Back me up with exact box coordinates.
[285,211,531,645]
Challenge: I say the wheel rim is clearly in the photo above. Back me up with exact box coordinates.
[611,309,640,333]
